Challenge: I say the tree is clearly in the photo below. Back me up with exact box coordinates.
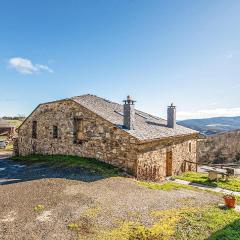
[213,148,227,164]
[234,152,240,162]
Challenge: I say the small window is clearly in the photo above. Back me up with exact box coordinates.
[189,142,192,153]
[73,118,85,144]
[32,121,37,139]
[53,125,58,139]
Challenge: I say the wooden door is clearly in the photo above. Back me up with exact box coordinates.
[166,151,173,176]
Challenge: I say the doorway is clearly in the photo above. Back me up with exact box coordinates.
[166,151,173,176]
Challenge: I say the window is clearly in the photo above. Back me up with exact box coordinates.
[32,121,37,139]
[188,142,192,153]
[73,118,85,144]
[53,125,58,139]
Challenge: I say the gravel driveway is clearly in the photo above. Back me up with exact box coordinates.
[0,153,221,240]
[0,157,103,185]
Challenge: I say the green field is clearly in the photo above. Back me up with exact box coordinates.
[6,119,23,128]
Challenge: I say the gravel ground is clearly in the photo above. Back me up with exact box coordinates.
[0,153,222,240]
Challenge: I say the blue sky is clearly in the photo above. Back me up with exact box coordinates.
[1,0,240,119]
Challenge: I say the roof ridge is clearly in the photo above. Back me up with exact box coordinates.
[72,94,122,106]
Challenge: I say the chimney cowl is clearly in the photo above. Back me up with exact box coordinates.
[123,95,136,105]
[123,95,135,130]
[167,103,176,129]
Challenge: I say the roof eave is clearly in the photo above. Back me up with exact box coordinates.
[137,132,199,144]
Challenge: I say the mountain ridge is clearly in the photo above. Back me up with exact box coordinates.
[178,116,240,135]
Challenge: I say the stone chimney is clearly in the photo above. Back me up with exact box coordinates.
[123,95,135,130]
[167,103,176,129]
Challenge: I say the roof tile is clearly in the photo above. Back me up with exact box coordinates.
[71,94,198,141]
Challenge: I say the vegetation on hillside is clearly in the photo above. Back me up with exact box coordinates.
[197,129,240,164]
[2,115,25,121]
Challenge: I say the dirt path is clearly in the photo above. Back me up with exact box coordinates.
[0,155,222,240]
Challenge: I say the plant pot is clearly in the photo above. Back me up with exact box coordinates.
[224,197,236,208]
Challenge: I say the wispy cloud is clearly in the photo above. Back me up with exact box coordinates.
[226,53,233,59]
[178,107,240,120]
[9,57,53,75]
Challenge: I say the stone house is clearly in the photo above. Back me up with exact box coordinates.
[0,119,15,136]
[16,94,198,181]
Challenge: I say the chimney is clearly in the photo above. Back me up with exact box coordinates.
[123,95,135,130]
[167,103,176,129]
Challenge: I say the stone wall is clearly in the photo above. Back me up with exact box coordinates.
[136,137,197,180]
[136,148,166,181]
[18,100,138,173]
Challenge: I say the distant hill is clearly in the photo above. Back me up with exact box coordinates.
[178,116,240,135]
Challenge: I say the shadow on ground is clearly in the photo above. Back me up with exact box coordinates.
[208,219,240,240]
[0,156,106,185]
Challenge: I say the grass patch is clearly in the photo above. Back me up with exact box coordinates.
[138,181,198,191]
[12,154,122,177]
[34,204,45,211]
[68,223,79,231]
[69,217,96,237]
[7,119,23,128]
[176,171,240,192]
[5,143,13,151]
[83,206,101,218]
[175,207,240,240]
[89,206,240,240]
[0,136,7,141]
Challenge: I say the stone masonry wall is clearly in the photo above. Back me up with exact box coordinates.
[18,100,138,174]
[136,136,197,180]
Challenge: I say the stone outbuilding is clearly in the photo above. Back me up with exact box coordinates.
[16,94,198,181]
[0,119,15,137]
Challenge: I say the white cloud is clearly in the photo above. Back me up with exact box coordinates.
[178,107,240,120]
[9,57,53,75]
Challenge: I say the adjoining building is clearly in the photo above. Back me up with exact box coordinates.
[0,118,15,137]
[15,94,198,180]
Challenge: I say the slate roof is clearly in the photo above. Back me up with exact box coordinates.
[71,94,198,141]
[0,119,14,128]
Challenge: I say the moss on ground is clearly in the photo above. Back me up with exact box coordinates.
[12,154,122,177]
[34,204,45,211]
[83,206,101,218]
[68,223,79,231]
[176,171,240,192]
[138,181,198,191]
[78,206,240,240]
